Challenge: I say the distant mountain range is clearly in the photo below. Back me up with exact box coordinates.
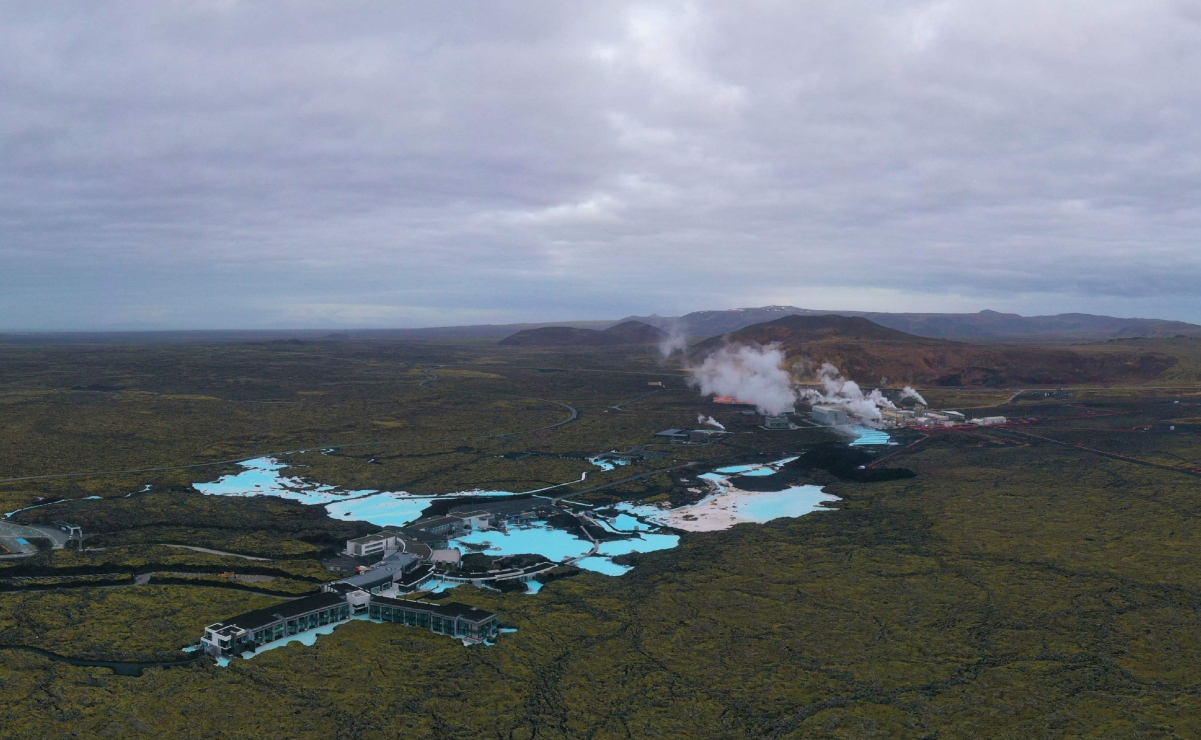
[3,307,1198,345]
[625,307,1201,342]
[694,314,1181,387]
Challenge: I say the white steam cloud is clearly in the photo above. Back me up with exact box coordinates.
[900,386,927,405]
[658,324,688,358]
[697,414,725,430]
[800,363,896,424]
[688,343,797,415]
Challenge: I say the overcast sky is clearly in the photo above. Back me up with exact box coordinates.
[3,1,1201,330]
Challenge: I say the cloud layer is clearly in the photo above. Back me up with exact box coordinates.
[3,2,1200,329]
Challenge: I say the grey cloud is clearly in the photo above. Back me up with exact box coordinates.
[2,1,1200,329]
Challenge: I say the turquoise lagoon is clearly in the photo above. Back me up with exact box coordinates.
[849,427,891,446]
[195,455,835,579]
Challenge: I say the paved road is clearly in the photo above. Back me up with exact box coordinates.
[418,365,444,388]
[0,521,61,556]
[547,461,701,502]
[161,544,271,561]
[987,427,1201,478]
[608,388,665,411]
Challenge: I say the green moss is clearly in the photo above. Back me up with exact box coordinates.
[0,339,1198,736]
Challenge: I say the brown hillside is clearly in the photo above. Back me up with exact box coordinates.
[602,320,669,344]
[695,315,1178,387]
[499,320,666,347]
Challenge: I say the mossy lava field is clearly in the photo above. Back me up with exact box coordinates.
[0,337,1199,738]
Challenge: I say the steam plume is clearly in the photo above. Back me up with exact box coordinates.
[900,386,927,405]
[800,363,895,424]
[697,414,725,430]
[688,343,797,415]
[658,324,688,358]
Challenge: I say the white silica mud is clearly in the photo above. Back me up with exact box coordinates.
[193,455,837,581]
[617,458,839,533]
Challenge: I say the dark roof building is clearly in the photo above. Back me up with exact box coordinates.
[201,592,352,658]
[345,529,435,560]
[394,563,435,592]
[368,596,498,643]
[447,498,555,519]
[655,428,732,444]
[413,516,469,537]
[201,583,501,661]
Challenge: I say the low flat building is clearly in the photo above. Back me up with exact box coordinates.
[447,498,556,528]
[368,597,499,644]
[414,516,469,538]
[656,428,731,444]
[972,416,1007,426]
[394,563,435,592]
[346,529,437,559]
[393,527,444,553]
[452,510,493,531]
[201,592,351,658]
[880,408,912,427]
[346,532,394,558]
[335,554,419,594]
[762,414,792,430]
[53,521,82,539]
[202,587,501,659]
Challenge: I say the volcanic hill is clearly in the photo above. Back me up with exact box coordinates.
[626,306,1201,342]
[694,314,1180,387]
[499,320,667,347]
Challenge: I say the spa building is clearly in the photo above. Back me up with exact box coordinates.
[201,588,498,659]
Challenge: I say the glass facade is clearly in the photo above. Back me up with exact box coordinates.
[214,599,496,657]
[367,603,497,642]
[248,604,350,651]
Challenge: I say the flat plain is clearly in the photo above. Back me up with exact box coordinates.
[0,337,1199,738]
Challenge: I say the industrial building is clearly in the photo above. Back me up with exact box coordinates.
[761,414,794,430]
[880,408,913,425]
[971,416,1007,426]
[811,405,849,426]
[812,398,982,431]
